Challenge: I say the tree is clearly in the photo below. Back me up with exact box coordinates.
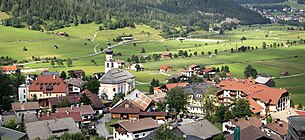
[0,71,14,115]
[86,80,100,94]
[214,49,218,55]
[141,47,146,53]
[156,101,167,112]
[240,36,247,41]
[166,87,189,114]
[66,58,73,67]
[58,98,70,107]
[50,60,55,67]
[127,58,131,63]
[298,103,303,110]
[60,71,67,80]
[231,98,252,118]
[262,42,267,49]
[5,119,17,130]
[213,134,225,140]
[244,65,258,78]
[202,86,217,115]
[80,94,92,105]
[215,104,229,122]
[23,47,28,51]
[149,86,154,94]
[153,124,176,140]
[17,113,26,132]
[111,93,125,106]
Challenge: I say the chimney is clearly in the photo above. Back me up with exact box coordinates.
[53,74,55,80]
[70,105,74,110]
[200,123,203,127]
[245,116,249,121]
[66,111,69,115]
[47,112,50,116]
[279,122,283,127]
[81,103,84,106]
[76,104,80,108]
[234,117,238,122]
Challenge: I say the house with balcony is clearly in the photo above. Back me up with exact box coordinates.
[217,78,290,116]
[65,78,87,94]
[56,105,95,123]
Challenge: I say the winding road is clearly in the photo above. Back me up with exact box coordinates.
[96,113,111,139]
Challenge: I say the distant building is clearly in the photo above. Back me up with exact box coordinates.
[129,63,143,71]
[154,82,189,94]
[202,68,216,77]
[67,69,85,79]
[111,118,160,140]
[99,42,135,100]
[181,70,195,77]
[174,119,221,140]
[255,76,276,87]
[25,117,80,140]
[159,65,172,73]
[1,65,17,74]
[287,116,305,140]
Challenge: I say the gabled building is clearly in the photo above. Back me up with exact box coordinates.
[217,78,290,116]
[27,75,67,105]
[225,126,275,140]
[202,68,216,77]
[11,102,40,116]
[159,65,172,73]
[255,76,276,87]
[110,89,168,120]
[262,119,288,140]
[222,116,262,134]
[1,65,17,74]
[111,117,160,140]
[25,117,80,140]
[287,116,305,140]
[174,119,222,140]
[68,69,85,79]
[56,105,95,123]
[183,83,216,114]
[65,78,87,94]
[154,82,189,94]
[38,112,82,128]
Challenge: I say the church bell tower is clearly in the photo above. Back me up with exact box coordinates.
[105,40,114,73]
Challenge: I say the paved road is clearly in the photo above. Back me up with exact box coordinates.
[96,113,111,139]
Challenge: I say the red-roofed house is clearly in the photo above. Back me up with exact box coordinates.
[154,82,189,94]
[217,78,290,116]
[2,65,17,74]
[159,65,172,73]
[28,75,67,105]
[202,68,216,77]
[38,112,82,127]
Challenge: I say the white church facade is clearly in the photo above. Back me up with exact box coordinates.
[98,42,135,100]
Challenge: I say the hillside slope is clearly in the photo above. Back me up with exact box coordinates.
[0,0,270,32]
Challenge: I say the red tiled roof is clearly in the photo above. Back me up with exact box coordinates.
[82,90,105,109]
[2,65,17,71]
[39,112,82,122]
[110,108,140,114]
[295,110,305,116]
[159,65,171,70]
[165,82,188,91]
[247,97,264,114]
[229,117,262,129]
[56,105,94,115]
[203,68,215,73]
[218,79,288,105]
[29,75,67,93]
[264,120,288,136]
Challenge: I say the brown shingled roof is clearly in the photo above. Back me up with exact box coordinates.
[116,118,159,132]
[229,116,262,129]
[11,102,40,111]
[110,108,140,114]
[264,120,288,136]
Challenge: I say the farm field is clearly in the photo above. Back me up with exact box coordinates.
[0,22,305,104]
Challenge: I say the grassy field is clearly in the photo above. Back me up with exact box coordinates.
[1,23,305,104]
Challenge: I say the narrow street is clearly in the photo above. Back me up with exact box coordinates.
[96,113,112,139]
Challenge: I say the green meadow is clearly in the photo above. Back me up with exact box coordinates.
[0,19,305,104]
